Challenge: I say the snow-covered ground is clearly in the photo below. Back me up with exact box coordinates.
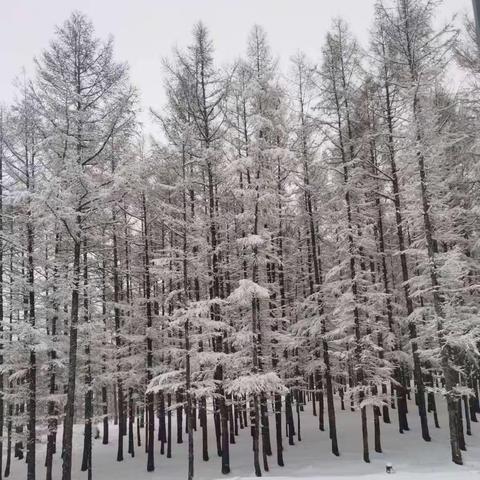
[6,395,480,479]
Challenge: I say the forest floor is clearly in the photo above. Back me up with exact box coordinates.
[5,394,480,479]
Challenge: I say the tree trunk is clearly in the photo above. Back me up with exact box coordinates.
[324,359,339,456]
[137,406,141,448]
[159,392,166,454]
[317,375,324,431]
[176,391,184,444]
[143,194,155,472]
[361,402,370,463]
[167,393,172,459]
[4,390,12,478]
[374,405,382,453]
[463,396,471,436]
[379,34,430,441]
[274,394,284,466]
[128,389,135,457]
[81,239,92,479]
[201,397,208,461]
[62,232,81,480]
[286,393,295,445]
[26,220,36,480]
[252,395,261,477]
[112,214,125,462]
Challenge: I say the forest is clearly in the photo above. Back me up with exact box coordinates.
[0,0,479,479]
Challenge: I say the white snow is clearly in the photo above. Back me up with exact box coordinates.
[5,394,480,479]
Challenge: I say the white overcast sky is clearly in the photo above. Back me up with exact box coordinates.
[0,0,473,126]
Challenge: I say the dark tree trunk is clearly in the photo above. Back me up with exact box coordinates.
[128,389,135,457]
[324,362,339,456]
[463,396,471,436]
[4,394,12,478]
[192,397,197,432]
[112,217,125,463]
[261,395,269,473]
[220,395,230,474]
[318,375,324,431]
[142,195,155,472]
[286,393,295,445]
[176,391,183,444]
[159,392,166,454]
[62,233,81,480]
[382,384,391,424]
[427,386,440,429]
[310,375,317,417]
[469,393,478,423]
[167,393,172,459]
[214,399,221,457]
[374,405,382,453]
[295,391,302,442]
[457,400,466,450]
[252,396,261,477]
[137,406,141,448]
[113,387,118,426]
[229,398,235,444]
[261,394,271,455]
[274,394,284,467]
[396,373,409,433]
[81,239,93,479]
[185,325,194,480]
[201,397,208,461]
[26,221,36,480]
[102,386,108,444]
[361,401,370,463]
[46,237,59,480]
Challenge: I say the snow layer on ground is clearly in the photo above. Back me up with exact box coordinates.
[5,394,480,479]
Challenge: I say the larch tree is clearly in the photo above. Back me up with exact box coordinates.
[32,12,135,480]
